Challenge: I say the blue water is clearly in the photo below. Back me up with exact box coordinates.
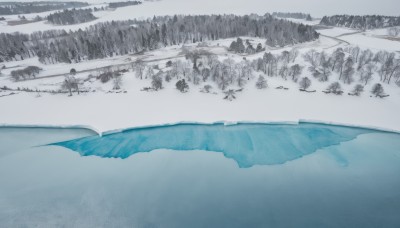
[52,123,373,168]
[1,124,400,228]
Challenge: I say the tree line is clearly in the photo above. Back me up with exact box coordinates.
[229,38,265,54]
[54,44,397,98]
[127,45,399,98]
[0,14,319,64]
[47,8,96,25]
[320,15,400,29]
[0,1,88,15]
[272,12,312,21]
[109,1,142,9]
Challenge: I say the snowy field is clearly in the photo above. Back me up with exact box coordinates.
[0,1,400,133]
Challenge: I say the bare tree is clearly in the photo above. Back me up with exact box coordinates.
[263,52,277,76]
[171,60,183,79]
[371,83,385,97]
[351,84,364,96]
[151,74,163,91]
[223,89,237,101]
[342,57,355,84]
[278,64,289,80]
[335,51,346,78]
[303,49,320,71]
[113,75,122,90]
[182,61,193,80]
[280,50,290,64]
[359,62,375,85]
[288,64,302,82]
[357,49,373,70]
[289,48,299,62]
[223,58,236,83]
[62,75,79,96]
[145,65,155,79]
[326,82,342,94]
[386,59,400,84]
[331,48,344,71]
[184,49,211,70]
[134,61,146,80]
[350,46,360,63]
[319,53,331,82]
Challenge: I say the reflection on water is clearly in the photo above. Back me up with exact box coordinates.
[0,125,399,227]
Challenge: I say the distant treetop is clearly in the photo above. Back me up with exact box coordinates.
[0,1,88,15]
[109,1,142,9]
[272,12,312,20]
[320,15,400,29]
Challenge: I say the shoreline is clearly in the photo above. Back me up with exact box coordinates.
[1,120,399,136]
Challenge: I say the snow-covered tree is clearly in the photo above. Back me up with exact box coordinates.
[371,83,385,97]
[288,64,302,82]
[255,75,268,89]
[134,61,146,80]
[151,75,163,91]
[299,77,311,90]
[341,57,355,84]
[326,82,342,94]
[359,62,375,85]
[113,75,122,90]
[62,75,79,96]
[176,79,189,93]
[352,84,364,96]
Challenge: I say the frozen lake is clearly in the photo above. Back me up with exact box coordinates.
[1,124,400,227]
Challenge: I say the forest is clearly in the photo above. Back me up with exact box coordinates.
[320,15,400,29]
[108,1,142,9]
[272,12,312,21]
[47,8,96,25]
[0,1,88,15]
[0,14,318,64]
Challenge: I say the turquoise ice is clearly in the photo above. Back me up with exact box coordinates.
[52,123,373,167]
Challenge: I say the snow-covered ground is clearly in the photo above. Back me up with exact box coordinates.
[0,29,399,133]
[1,74,399,134]
[317,27,358,37]
[1,2,400,133]
[317,27,400,52]
[1,34,399,133]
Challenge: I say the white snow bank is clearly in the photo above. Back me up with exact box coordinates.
[0,77,399,134]
[0,123,100,135]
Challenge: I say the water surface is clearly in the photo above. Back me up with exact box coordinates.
[0,124,399,228]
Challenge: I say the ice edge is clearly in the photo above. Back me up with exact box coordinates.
[1,120,399,137]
